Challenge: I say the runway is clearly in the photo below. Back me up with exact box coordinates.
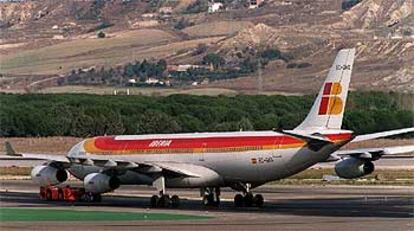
[1,180,413,231]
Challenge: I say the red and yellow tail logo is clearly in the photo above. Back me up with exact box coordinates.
[318,82,343,115]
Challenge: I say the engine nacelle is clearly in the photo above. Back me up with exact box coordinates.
[84,173,120,193]
[31,165,68,186]
[335,157,375,179]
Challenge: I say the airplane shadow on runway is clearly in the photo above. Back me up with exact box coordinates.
[1,191,413,218]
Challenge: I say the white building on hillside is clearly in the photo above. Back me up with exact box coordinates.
[208,2,224,13]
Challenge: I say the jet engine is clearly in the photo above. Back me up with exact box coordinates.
[334,157,375,179]
[84,173,120,193]
[31,165,68,186]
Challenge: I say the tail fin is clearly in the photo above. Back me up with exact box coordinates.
[295,48,356,131]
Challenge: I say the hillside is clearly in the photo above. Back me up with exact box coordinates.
[0,0,413,94]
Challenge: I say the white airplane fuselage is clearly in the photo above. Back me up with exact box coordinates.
[67,130,352,188]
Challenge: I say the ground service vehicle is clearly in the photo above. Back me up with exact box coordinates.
[40,185,101,202]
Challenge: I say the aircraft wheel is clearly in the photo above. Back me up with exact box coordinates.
[234,194,244,207]
[244,193,254,207]
[150,195,159,208]
[84,192,95,202]
[171,195,180,208]
[254,194,264,207]
[93,194,102,202]
[215,196,221,206]
[202,195,210,206]
[158,195,170,208]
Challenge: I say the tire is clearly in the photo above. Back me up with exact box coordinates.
[150,195,159,208]
[215,196,221,206]
[254,194,264,207]
[244,193,253,207]
[234,194,244,207]
[157,195,170,208]
[171,195,180,208]
[202,195,209,206]
[93,194,102,202]
[85,192,94,202]
[207,194,215,205]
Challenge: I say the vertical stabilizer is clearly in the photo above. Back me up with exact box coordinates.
[295,48,355,131]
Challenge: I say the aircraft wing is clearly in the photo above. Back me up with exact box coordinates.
[325,145,414,162]
[73,156,201,178]
[3,141,70,163]
[4,141,200,178]
[351,127,414,143]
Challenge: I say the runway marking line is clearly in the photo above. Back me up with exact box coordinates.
[0,207,212,222]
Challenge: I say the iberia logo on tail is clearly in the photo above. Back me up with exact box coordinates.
[318,82,343,115]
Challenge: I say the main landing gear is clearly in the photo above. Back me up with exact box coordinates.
[234,193,264,207]
[233,183,264,207]
[150,176,180,208]
[201,187,221,207]
[150,194,180,208]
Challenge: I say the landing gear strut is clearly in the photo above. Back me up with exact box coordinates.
[201,187,220,207]
[149,176,180,208]
[233,183,264,207]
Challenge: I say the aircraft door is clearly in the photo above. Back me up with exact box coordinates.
[272,135,283,158]
[198,142,206,161]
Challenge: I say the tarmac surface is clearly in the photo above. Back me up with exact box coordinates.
[0,180,413,231]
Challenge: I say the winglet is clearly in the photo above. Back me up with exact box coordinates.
[5,141,18,156]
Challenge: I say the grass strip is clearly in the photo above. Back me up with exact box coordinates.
[0,208,211,222]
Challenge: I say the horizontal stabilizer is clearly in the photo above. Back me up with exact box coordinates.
[276,129,333,151]
[325,145,414,162]
[352,127,414,143]
[277,130,333,143]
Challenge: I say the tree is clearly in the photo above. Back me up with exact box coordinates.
[174,17,194,30]
[124,63,135,77]
[254,113,280,130]
[238,117,254,131]
[97,31,106,38]
[135,110,181,134]
[202,53,225,70]
[342,0,362,10]
[177,114,204,132]
[185,0,209,13]
[240,57,258,73]
[260,48,281,60]
[194,43,208,55]
[155,59,167,77]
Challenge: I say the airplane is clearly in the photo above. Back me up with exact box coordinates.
[4,48,414,208]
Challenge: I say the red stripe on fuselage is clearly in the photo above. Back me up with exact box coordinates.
[92,133,352,152]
